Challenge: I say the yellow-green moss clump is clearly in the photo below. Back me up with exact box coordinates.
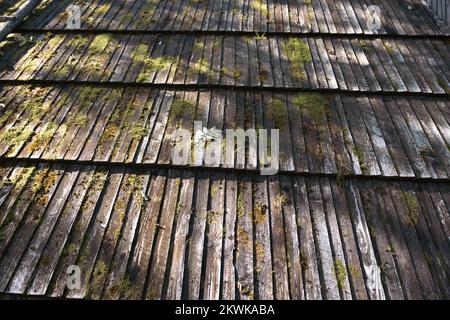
[401,191,420,227]
[282,38,311,81]
[133,44,175,82]
[293,93,329,124]
[89,260,108,297]
[334,259,347,290]
[251,0,268,17]
[269,98,288,129]
[170,99,195,120]
[28,122,58,152]
[90,34,112,53]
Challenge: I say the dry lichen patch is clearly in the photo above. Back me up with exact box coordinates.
[273,194,287,214]
[253,202,267,225]
[254,240,265,273]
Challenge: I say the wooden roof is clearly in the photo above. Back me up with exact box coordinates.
[0,0,448,300]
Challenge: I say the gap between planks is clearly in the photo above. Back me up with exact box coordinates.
[14,29,450,41]
[0,157,449,185]
[0,80,448,99]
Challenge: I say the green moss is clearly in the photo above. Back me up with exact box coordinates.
[30,167,49,193]
[348,264,361,279]
[96,3,111,15]
[86,3,111,26]
[119,13,133,25]
[237,188,245,218]
[193,40,205,51]
[237,226,250,245]
[0,127,33,148]
[352,147,368,171]
[170,99,195,120]
[333,259,347,289]
[251,0,268,17]
[129,125,148,141]
[63,243,78,257]
[41,255,51,267]
[91,260,108,294]
[282,38,311,81]
[269,98,288,129]
[12,166,35,190]
[74,114,88,126]
[253,203,266,225]
[368,224,376,238]
[206,211,220,225]
[300,249,309,269]
[257,68,268,84]
[254,240,264,273]
[383,42,394,55]
[134,44,176,82]
[90,34,112,54]
[189,59,210,76]
[220,67,241,80]
[385,245,396,254]
[77,248,89,267]
[109,274,141,300]
[0,210,16,239]
[28,122,58,152]
[401,191,420,227]
[239,285,254,300]
[210,185,218,198]
[274,194,287,214]
[33,169,58,207]
[292,93,329,124]
[254,32,267,41]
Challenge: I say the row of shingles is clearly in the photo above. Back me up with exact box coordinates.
[1,33,449,94]
[1,85,449,178]
[19,0,446,35]
[0,162,448,299]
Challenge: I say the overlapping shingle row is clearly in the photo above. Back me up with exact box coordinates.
[0,86,449,178]
[20,0,449,35]
[0,163,449,299]
[1,33,449,93]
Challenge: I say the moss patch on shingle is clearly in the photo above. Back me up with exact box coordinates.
[282,38,311,82]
